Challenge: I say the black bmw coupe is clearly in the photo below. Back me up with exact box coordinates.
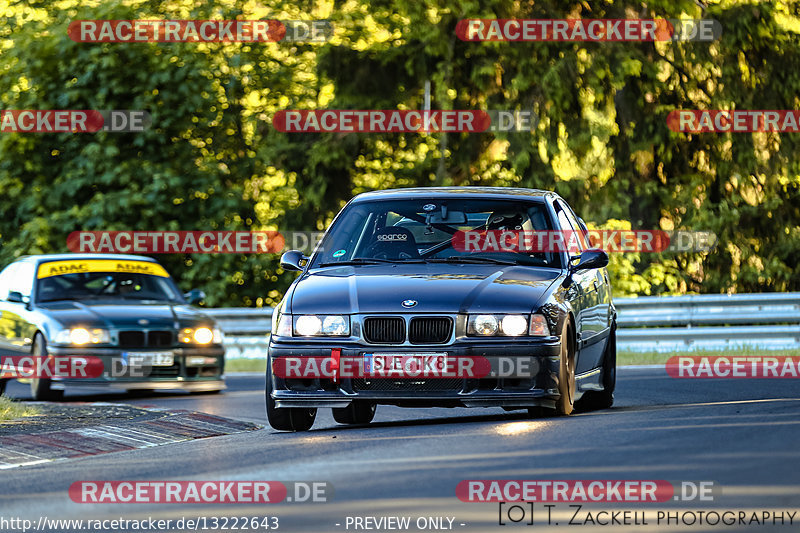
[267,187,616,430]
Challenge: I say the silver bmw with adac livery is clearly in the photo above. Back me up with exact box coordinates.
[0,253,225,399]
[266,187,616,431]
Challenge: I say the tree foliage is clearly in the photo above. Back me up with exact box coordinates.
[1,0,799,304]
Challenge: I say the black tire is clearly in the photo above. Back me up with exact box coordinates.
[332,401,376,425]
[30,333,64,401]
[0,378,7,396]
[265,363,316,431]
[576,326,616,411]
[555,321,576,416]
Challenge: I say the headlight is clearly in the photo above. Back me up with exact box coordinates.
[501,315,528,336]
[179,327,222,344]
[322,315,348,335]
[468,314,550,337]
[294,315,350,337]
[193,327,214,344]
[469,315,499,336]
[295,315,322,336]
[54,327,110,345]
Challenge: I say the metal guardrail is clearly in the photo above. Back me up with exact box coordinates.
[614,292,800,352]
[206,292,800,357]
[205,308,273,335]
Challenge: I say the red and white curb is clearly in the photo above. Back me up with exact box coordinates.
[0,407,261,470]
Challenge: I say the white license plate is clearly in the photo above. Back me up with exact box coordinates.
[362,352,448,375]
[123,351,174,367]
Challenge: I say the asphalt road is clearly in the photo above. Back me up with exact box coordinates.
[2,368,799,532]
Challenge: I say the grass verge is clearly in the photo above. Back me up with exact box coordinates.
[226,358,267,373]
[619,348,800,366]
[0,395,38,422]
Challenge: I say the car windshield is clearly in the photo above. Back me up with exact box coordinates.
[36,261,183,303]
[310,198,561,268]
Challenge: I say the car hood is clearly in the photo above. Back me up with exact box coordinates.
[36,301,212,329]
[289,264,560,314]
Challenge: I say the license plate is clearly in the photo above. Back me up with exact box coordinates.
[362,352,448,376]
[122,351,174,367]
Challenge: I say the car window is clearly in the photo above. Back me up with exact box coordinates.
[555,200,587,252]
[35,260,183,303]
[394,212,479,246]
[565,203,591,248]
[0,263,19,300]
[0,261,35,299]
[311,198,562,268]
[37,271,183,303]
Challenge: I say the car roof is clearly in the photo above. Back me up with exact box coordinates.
[15,253,159,265]
[352,187,557,202]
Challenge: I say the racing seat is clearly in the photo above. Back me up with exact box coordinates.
[364,226,421,260]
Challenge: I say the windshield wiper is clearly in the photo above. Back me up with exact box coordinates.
[39,295,104,302]
[318,257,425,267]
[118,295,176,302]
[425,256,518,265]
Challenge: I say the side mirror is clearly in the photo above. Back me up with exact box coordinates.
[563,249,608,288]
[570,249,609,272]
[184,289,206,305]
[280,250,309,272]
[7,291,28,304]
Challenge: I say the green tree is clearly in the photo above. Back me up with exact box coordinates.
[0,0,315,306]
[264,0,800,296]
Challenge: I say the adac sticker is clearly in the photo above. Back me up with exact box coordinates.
[37,260,169,279]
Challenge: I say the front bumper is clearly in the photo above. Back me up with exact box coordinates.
[268,339,561,409]
[45,344,225,391]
